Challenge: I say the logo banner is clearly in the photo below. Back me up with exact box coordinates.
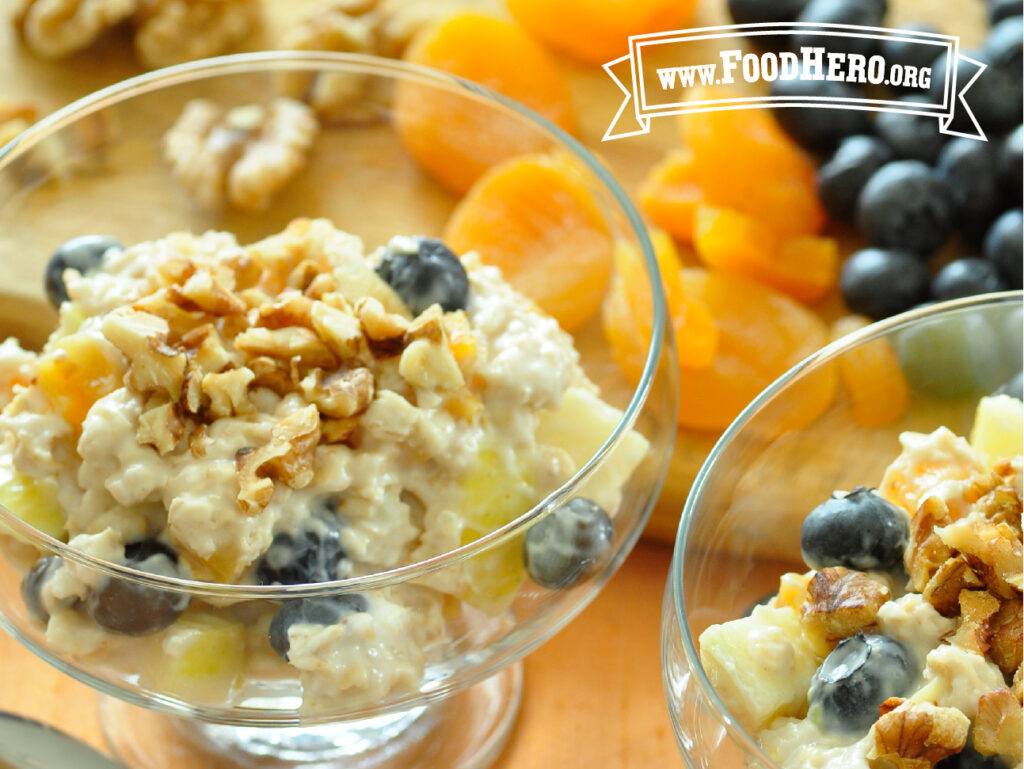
[603,23,987,142]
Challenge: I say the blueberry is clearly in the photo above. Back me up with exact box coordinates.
[998,125,1023,206]
[817,136,893,221]
[727,0,809,24]
[996,370,1024,400]
[936,743,1011,769]
[857,160,953,255]
[523,497,614,590]
[839,248,930,320]
[20,555,63,624]
[985,16,1024,79]
[801,487,909,571]
[931,258,1008,301]
[375,236,468,316]
[771,75,872,154]
[809,633,916,735]
[880,24,943,89]
[895,311,1004,398]
[989,0,1023,25]
[875,97,948,164]
[930,49,1021,135]
[268,594,368,660]
[793,0,885,58]
[936,138,1003,241]
[256,515,346,586]
[88,539,189,635]
[44,235,122,308]
[984,209,1024,289]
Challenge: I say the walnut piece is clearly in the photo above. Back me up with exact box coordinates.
[936,516,1023,597]
[14,0,137,58]
[973,688,1023,758]
[101,308,186,400]
[867,700,969,769]
[950,589,1000,655]
[988,597,1023,676]
[310,301,365,360]
[163,98,318,213]
[355,296,408,354]
[801,567,890,641]
[236,405,320,514]
[136,397,185,455]
[300,367,374,419]
[202,367,255,418]
[923,555,985,617]
[233,326,337,369]
[906,496,954,593]
[133,0,258,68]
[399,338,464,391]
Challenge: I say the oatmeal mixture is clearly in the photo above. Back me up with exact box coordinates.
[700,398,1023,769]
[0,218,647,708]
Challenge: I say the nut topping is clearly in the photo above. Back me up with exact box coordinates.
[867,700,969,769]
[801,567,890,641]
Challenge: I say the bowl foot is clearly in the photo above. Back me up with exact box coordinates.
[98,663,523,769]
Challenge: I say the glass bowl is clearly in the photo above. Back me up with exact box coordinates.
[662,292,1022,768]
[0,52,678,769]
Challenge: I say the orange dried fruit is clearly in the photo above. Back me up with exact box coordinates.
[395,12,575,195]
[831,315,909,429]
[444,153,613,332]
[677,96,825,240]
[608,230,717,372]
[674,268,830,431]
[36,336,125,433]
[638,150,704,243]
[693,206,838,304]
[507,0,696,65]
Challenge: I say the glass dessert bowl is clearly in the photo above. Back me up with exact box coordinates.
[663,293,1023,769]
[0,53,678,769]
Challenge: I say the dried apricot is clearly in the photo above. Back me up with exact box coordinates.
[830,315,909,428]
[444,153,613,332]
[693,206,838,304]
[507,0,696,65]
[638,150,704,243]
[675,268,831,431]
[677,98,825,240]
[609,230,717,371]
[395,13,575,195]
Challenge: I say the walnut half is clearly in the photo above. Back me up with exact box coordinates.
[801,567,890,641]
[867,700,969,769]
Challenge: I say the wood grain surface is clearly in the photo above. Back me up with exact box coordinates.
[0,1,988,767]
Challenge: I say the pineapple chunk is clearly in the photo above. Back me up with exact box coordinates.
[535,386,650,513]
[457,449,533,614]
[0,458,66,541]
[970,394,1023,463]
[36,334,125,432]
[150,613,246,702]
[698,605,826,733]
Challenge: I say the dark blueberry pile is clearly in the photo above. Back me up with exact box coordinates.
[728,0,1024,320]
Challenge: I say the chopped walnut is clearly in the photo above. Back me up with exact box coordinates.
[399,338,464,391]
[201,367,255,418]
[310,301,365,360]
[321,415,359,444]
[169,265,246,316]
[247,355,296,395]
[180,323,240,375]
[801,567,890,641]
[937,516,1023,597]
[101,308,186,400]
[867,700,969,769]
[133,0,258,68]
[136,397,185,455]
[974,688,1023,758]
[252,293,315,331]
[300,367,374,419]
[988,597,1023,677]
[923,555,985,617]
[907,496,955,592]
[233,326,337,369]
[14,0,137,58]
[163,97,318,213]
[236,404,320,514]
[355,296,408,354]
[950,589,1000,655]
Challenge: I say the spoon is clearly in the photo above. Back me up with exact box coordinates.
[0,711,124,768]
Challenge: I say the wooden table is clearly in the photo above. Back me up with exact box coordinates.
[0,1,988,767]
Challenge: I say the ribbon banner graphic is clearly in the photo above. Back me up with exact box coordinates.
[603,23,987,142]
